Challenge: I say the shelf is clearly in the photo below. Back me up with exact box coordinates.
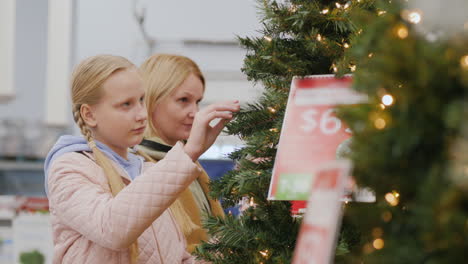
[0,160,44,171]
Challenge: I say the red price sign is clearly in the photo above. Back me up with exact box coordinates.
[292,161,350,264]
[268,75,365,200]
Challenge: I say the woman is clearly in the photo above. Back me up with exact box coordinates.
[137,54,228,253]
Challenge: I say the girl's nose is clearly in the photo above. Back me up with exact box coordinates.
[136,104,147,121]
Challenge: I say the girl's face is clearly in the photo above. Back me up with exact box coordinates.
[151,73,204,145]
[89,69,147,158]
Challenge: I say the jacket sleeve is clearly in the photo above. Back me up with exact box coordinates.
[47,142,201,250]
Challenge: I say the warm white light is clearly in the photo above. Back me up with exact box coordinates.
[408,11,422,24]
[385,192,398,206]
[378,10,387,16]
[350,65,356,72]
[317,34,322,41]
[344,43,350,48]
[335,2,342,8]
[264,36,272,42]
[396,25,409,39]
[321,9,329,14]
[382,94,394,106]
[373,238,384,250]
[374,118,386,130]
[461,55,468,69]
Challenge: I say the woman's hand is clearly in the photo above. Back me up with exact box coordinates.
[184,100,240,161]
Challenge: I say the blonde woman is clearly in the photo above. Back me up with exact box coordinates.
[44,54,240,263]
[137,54,228,253]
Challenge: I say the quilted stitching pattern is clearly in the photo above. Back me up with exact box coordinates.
[48,142,202,263]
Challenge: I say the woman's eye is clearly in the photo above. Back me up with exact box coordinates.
[179,97,188,103]
[122,102,131,107]
[140,96,144,103]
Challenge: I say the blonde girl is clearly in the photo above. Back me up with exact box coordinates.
[44,54,239,263]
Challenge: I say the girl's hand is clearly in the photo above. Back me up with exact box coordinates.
[184,100,240,161]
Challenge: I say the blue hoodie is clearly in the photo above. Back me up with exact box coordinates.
[43,135,144,195]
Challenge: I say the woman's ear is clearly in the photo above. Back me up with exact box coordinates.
[80,104,98,128]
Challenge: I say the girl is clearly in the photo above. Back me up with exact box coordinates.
[44,54,239,263]
[136,54,226,253]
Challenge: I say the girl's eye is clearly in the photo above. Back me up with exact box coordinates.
[196,100,201,105]
[139,96,144,103]
[179,97,188,103]
[122,102,131,107]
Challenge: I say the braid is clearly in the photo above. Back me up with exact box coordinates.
[70,55,139,263]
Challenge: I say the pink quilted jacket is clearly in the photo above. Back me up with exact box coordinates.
[47,142,203,263]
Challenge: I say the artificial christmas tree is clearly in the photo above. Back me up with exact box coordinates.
[335,0,468,262]
[195,0,374,263]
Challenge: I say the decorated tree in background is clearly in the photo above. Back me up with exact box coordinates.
[334,0,468,262]
[195,0,374,263]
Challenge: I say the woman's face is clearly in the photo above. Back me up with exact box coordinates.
[151,73,204,145]
[88,69,147,158]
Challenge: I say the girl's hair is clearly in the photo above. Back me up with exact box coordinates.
[139,54,205,139]
[71,54,138,263]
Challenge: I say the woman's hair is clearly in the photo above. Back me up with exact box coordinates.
[139,54,205,138]
[139,54,203,237]
[70,54,138,263]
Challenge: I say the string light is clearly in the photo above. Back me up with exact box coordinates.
[377,10,387,16]
[267,106,277,113]
[259,250,269,257]
[396,25,409,39]
[269,128,278,132]
[385,191,399,206]
[402,9,422,24]
[373,238,384,250]
[357,29,363,34]
[344,2,351,9]
[349,64,356,72]
[317,34,322,41]
[343,43,350,48]
[335,2,342,8]
[381,94,394,106]
[374,118,386,130]
[380,104,386,110]
[331,64,338,73]
[264,36,272,42]
[408,11,422,24]
[321,9,329,14]
[289,5,297,12]
[368,53,374,58]
[250,197,255,207]
[461,55,468,69]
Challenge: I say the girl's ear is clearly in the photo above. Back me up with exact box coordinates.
[81,104,98,128]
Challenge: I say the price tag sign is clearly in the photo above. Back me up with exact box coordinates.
[292,161,350,264]
[268,75,366,200]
